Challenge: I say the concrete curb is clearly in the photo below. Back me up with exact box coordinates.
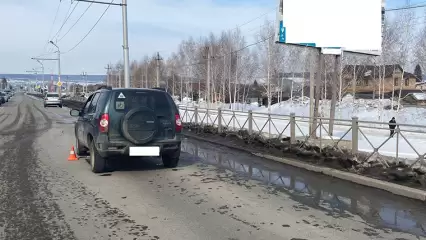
[183,132,426,202]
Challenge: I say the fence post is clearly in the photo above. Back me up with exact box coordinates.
[248,110,253,135]
[194,107,198,125]
[218,108,222,133]
[290,113,296,144]
[396,125,400,164]
[268,113,271,139]
[351,117,358,155]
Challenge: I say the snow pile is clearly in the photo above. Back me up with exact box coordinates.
[252,96,426,125]
[178,95,426,125]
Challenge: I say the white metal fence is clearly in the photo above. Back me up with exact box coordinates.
[179,106,426,168]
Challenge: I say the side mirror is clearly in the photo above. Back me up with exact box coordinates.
[70,109,81,117]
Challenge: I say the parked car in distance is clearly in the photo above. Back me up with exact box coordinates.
[44,92,62,108]
[4,90,13,97]
[70,88,182,173]
[0,92,9,102]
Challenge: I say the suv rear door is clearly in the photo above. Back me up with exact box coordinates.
[108,89,177,145]
[82,92,102,145]
[76,94,93,147]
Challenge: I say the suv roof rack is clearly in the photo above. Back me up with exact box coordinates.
[97,85,113,90]
[151,87,166,91]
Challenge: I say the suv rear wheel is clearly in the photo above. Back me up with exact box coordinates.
[89,140,106,173]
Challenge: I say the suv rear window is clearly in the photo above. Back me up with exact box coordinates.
[112,90,172,112]
[47,93,59,97]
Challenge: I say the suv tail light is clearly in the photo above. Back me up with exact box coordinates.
[99,113,109,133]
[175,114,182,132]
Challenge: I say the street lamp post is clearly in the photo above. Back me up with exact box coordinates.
[74,0,130,88]
[31,57,59,93]
[36,60,44,92]
[26,69,41,91]
[31,58,45,92]
[49,41,62,97]
[122,0,130,88]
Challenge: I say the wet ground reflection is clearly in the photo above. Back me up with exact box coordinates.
[181,138,426,237]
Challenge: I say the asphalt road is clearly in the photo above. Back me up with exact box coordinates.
[0,92,425,240]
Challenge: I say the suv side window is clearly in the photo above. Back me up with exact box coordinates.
[87,93,100,114]
[82,95,94,114]
[96,92,108,113]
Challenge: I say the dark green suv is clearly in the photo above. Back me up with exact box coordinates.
[70,88,182,173]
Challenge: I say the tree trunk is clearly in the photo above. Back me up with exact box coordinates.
[397,69,404,112]
[312,52,323,138]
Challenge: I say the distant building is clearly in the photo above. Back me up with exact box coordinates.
[342,64,421,98]
[401,93,426,106]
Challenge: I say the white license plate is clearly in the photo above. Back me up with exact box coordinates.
[129,146,160,156]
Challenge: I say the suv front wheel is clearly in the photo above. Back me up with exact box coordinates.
[89,140,106,173]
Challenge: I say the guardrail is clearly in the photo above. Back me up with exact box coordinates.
[178,106,426,169]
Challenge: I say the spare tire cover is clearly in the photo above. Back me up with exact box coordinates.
[122,107,158,144]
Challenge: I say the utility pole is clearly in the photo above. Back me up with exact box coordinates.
[312,52,324,139]
[267,40,271,111]
[155,52,163,88]
[32,55,59,94]
[180,73,183,102]
[140,69,144,88]
[204,47,211,108]
[66,75,69,95]
[145,64,148,88]
[31,58,45,93]
[309,52,315,136]
[121,0,130,88]
[82,71,87,93]
[172,68,175,96]
[105,64,112,86]
[85,72,88,92]
[329,55,340,135]
[49,41,61,96]
[26,69,41,91]
[75,0,130,88]
[80,72,84,94]
[118,66,122,88]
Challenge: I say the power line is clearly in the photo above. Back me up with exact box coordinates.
[58,1,94,42]
[229,7,276,32]
[139,23,274,71]
[63,0,113,54]
[41,1,62,53]
[151,8,276,59]
[52,1,80,41]
[386,4,426,11]
[173,34,274,69]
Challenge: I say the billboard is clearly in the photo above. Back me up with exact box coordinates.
[276,0,384,55]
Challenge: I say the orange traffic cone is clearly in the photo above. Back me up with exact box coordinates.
[68,146,78,161]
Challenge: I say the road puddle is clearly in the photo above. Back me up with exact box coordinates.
[182,138,426,237]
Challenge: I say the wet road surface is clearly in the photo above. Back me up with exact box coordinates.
[0,93,425,240]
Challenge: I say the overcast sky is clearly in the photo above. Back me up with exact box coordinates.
[0,0,414,75]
